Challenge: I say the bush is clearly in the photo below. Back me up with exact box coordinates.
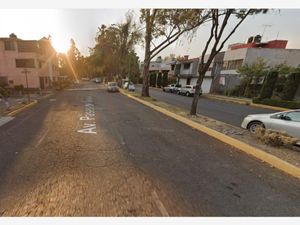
[253,97,300,109]
[162,73,168,87]
[52,80,71,90]
[157,73,162,87]
[226,85,240,97]
[259,71,278,99]
[255,127,298,147]
[149,73,156,87]
[282,73,300,100]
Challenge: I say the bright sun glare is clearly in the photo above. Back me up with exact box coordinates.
[51,36,70,53]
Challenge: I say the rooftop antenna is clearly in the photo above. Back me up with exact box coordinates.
[262,24,272,41]
[276,31,280,40]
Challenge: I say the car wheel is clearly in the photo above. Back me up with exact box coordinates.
[247,121,264,133]
[163,89,165,92]
[186,92,190,97]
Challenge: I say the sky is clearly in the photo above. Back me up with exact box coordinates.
[0,9,300,61]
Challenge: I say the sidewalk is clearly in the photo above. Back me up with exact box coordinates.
[0,91,53,116]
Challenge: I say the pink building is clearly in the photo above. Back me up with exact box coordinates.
[0,33,60,90]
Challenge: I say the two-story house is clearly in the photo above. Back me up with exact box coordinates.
[0,33,60,90]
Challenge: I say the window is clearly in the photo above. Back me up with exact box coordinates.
[183,63,190,70]
[187,78,191,85]
[4,40,15,51]
[15,59,35,68]
[223,59,243,70]
[222,61,229,70]
[286,112,300,122]
[0,76,8,86]
[9,80,14,84]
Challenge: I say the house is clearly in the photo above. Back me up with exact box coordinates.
[0,33,61,91]
[171,55,219,94]
[140,57,174,87]
[213,35,300,94]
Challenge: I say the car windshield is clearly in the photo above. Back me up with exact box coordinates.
[108,82,117,86]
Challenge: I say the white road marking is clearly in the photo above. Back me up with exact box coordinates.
[151,190,169,216]
[77,96,97,134]
[35,129,49,148]
[49,98,56,102]
[0,116,14,127]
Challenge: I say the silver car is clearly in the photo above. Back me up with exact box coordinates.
[107,82,119,92]
[163,84,175,93]
[241,109,300,144]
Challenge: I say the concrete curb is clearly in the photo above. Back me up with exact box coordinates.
[6,100,38,117]
[203,94,290,111]
[250,103,289,111]
[121,91,300,180]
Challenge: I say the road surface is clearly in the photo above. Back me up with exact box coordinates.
[0,82,299,216]
[135,86,277,127]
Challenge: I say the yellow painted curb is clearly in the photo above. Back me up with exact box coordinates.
[121,91,300,180]
[7,100,38,117]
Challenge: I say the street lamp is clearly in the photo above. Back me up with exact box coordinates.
[21,68,31,103]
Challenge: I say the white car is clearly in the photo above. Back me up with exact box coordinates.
[241,109,300,144]
[174,84,182,94]
[123,82,135,91]
[179,85,203,97]
[163,84,175,93]
[107,82,119,92]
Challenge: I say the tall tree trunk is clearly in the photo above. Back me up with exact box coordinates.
[142,54,150,97]
[190,66,205,115]
[141,11,152,97]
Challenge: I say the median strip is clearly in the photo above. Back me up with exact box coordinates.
[6,100,38,117]
[120,90,300,180]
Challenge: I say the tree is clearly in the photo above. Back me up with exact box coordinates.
[89,11,142,81]
[237,58,269,97]
[190,9,268,115]
[282,73,300,100]
[259,70,278,99]
[140,9,211,97]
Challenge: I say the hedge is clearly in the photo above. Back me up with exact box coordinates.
[259,71,278,99]
[253,98,300,109]
[282,73,300,101]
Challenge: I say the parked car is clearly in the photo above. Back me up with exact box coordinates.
[123,82,135,91]
[107,82,119,92]
[95,77,101,83]
[174,84,182,94]
[163,84,176,93]
[179,85,203,97]
[241,109,300,144]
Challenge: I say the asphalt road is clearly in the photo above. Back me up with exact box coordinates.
[0,82,300,216]
[135,86,277,127]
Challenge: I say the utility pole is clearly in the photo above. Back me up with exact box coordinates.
[21,68,31,103]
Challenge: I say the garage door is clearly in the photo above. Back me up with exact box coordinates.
[201,78,212,94]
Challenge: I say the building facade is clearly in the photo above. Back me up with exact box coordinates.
[212,37,300,94]
[170,55,218,94]
[0,34,60,90]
